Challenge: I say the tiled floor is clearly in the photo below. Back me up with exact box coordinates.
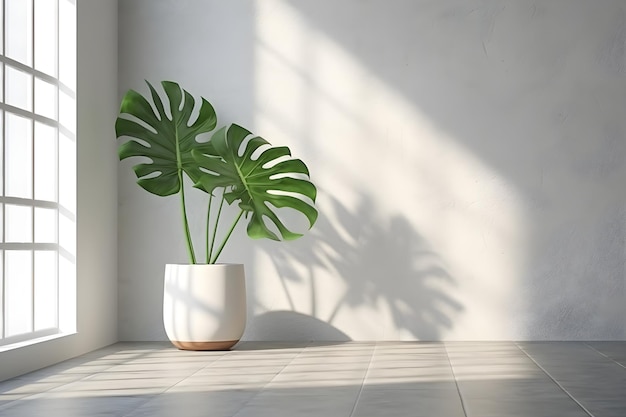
[0,342,624,417]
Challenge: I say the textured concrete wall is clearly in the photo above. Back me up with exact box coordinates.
[118,0,626,341]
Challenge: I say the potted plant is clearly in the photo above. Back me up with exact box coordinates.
[115,81,318,350]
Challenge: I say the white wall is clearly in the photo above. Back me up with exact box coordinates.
[0,0,119,381]
[118,0,626,341]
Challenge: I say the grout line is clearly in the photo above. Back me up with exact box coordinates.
[583,342,626,370]
[515,342,595,417]
[442,343,469,417]
[347,342,376,417]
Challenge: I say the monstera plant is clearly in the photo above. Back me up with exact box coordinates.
[115,81,318,264]
[116,80,318,350]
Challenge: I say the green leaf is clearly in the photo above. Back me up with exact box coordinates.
[193,124,318,241]
[115,81,217,196]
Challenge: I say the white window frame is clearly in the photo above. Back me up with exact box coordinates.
[0,0,76,348]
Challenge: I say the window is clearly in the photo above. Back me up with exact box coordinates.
[0,0,75,347]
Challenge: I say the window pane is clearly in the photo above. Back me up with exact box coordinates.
[35,251,58,331]
[34,122,58,202]
[58,132,75,209]
[59,88,75,134]
[5,0,33,66]
[58,0,75,88]
[0,2,4,54]
[5,112,33,198]
[0,111,3,188]
[5,66,33,112]
[35,207,57,243]
[5,250,33,337]
[34,0,58,76]
[35,78,58,120]
[6,205,32,242]
[59,208,74,254]
[58,250,75,332]
[0,251,3,337]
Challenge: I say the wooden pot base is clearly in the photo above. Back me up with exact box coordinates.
[171,340,239,351]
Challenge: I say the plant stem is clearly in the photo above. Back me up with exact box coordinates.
[208,194,226,263]
[205,194,213,264]
[210,209,244,264]
[179,175,196,264]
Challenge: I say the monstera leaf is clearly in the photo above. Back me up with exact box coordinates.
[193,124,318,241]
[115,81,217,196]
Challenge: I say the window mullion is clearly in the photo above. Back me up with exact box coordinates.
[30,0,35,335]
[54,0,60,332]
[1,0,5,340]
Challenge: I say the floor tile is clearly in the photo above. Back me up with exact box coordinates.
[0,395,148,417]
[353,389,466,417]
[233,390,358,417]
[447,342,592,417]
[519,342,626,417]
[1,341,625,417]
[125,390,255,417]
[586,342,626,368]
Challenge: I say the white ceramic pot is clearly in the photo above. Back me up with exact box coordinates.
[163,263,246,350]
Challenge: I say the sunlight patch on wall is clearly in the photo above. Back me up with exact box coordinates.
[252,0,527,340]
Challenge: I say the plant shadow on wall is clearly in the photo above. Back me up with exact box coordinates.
[277,1,626,339]
[251,194,463,341]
